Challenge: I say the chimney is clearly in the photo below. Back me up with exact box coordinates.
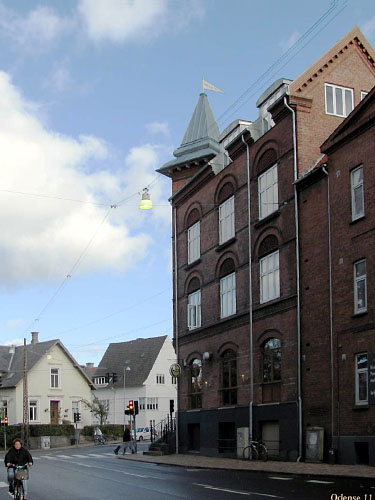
[86,363,94,368]
[31,332,39,345]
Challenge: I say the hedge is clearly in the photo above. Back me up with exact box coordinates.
[0,424,75,447]
[82,424,123,438]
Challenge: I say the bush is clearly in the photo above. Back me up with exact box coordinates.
[82,424,123,439]
[30,424,75,437]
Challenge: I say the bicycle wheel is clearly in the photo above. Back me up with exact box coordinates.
[250,444,259,460]
[14,481,21,500]
[258,444,268,461]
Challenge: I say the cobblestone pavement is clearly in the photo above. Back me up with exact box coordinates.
[118,452,375,479]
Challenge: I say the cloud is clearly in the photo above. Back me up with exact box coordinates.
[43,60,72,93]
[78,0,204,44]
[362,17,375,44]
[145,122,170,137]
[6,319,24,329]
[0,71,169,288]
[4,338,24,346]
[279,30,301,53]
[0,2,72,50]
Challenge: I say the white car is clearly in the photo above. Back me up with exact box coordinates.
[136,427,157,441]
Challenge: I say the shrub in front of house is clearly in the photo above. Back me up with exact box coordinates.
[82,424,123,439]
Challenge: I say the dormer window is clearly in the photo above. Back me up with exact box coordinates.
[95,377,106,386]
[325,83,354,117]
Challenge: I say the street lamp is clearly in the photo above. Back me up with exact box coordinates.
[123,366,131,430]
[139,188,153,210]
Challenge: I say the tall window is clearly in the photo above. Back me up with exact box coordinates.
[188,289,201,329]
[188,221,200,264]
[260,250,280,303]
[156,374,165,384]
[355,353,368,405]
[354,260,367,314]
[258,164,278,219]
[262,338,281,403]
[351,166,364,221]
[95,377,106,386]
[221,350,237,405]
[325,83,354,117]
[29,400,38,422]
[189,359,202,409]
[220,272,236,318]
[50,368,59,388]
[219,196,235,244]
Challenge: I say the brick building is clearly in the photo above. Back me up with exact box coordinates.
[158,27,375,462]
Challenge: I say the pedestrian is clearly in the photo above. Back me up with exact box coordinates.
[4,438,33,499]
[114,425,133,455]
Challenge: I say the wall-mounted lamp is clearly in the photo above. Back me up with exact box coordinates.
[139,188,153,210]
[44,408,49,412]
[202,352,212,361]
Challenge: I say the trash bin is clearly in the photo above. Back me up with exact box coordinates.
[41,436,50,449]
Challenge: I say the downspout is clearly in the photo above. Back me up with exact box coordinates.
[284,96,302,461]
[322,166,335,455]
[242,134,254,447]
[173,204,179,455]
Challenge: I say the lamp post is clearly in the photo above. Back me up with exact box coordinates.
[123,366,131,430]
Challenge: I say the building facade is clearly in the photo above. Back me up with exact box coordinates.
[158,27,375,463]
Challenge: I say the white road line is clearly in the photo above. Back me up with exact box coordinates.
[43,456,58,460]
[55,455,72,459]
[87,453,106,457]
[193,483,284,498]
[269,477,294,481]
[71,454,85,457]
[306,480,334,484]
[0,481,8,488]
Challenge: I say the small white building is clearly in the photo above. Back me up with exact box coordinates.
[0,333,94,428]
[92,335,177,429]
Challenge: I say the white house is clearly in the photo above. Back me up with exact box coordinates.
[0,332,95,428]
[92,335,177,429]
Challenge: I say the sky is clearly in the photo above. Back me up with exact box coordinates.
[0,0,374,366]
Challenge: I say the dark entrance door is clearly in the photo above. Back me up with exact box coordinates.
[50,401,59,424]
[187,423,200,451]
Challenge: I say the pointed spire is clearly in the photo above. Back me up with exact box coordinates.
[181,93,220,146]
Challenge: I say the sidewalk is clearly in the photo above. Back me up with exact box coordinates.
[118,452,375,479]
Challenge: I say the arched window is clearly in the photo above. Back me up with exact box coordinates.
[218,183,235,244]
[189,359,202,409]
[219,258,236,318]
[262,338,281,403]
[259,236,280,304]
[221,350,237,405]
[187,277,201,330]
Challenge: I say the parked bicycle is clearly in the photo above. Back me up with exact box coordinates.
[8,464,29,500]
[242,440,268,461]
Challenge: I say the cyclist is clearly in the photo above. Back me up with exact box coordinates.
[4,438,33,498]
[94,426,105,444]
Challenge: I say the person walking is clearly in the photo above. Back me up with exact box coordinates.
[114,425,133,455]
[4,438,33,498]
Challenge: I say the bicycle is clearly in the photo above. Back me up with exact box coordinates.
[242,440,268,461]
[9,464,28,500]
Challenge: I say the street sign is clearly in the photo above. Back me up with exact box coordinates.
[169,363,182,378]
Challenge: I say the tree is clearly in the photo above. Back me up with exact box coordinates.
[81,397,109,425]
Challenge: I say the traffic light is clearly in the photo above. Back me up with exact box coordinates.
[134,400,139,416]
[112,372,118,383]
[74,412,81,423]
[4,416,8,426]
[105,372,110,383]
[0,373,2,387]
[128,400,134,415]
[170,399,175,414]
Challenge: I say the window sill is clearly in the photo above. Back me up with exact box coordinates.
[350,215,365,225]
[254,210,280,229]
[215,237,236,252]
[352,311,368,318]
[185,258,201,270]
[353,405,369,410]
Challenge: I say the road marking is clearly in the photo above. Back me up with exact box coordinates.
[43,456,58,460]
[193,483,283,498]
[0,481,8,488]
[87,453,106,457]
[55,454,72,459]
[306,480,334,484]
[72,462,93,468]
[122,472,148,478]
[269,477,294,481]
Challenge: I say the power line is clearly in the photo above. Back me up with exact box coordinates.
[0,188,109,206]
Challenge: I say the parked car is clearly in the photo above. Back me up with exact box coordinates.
[136,427,158,441]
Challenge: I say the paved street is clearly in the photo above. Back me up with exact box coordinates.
[0,445,374,499]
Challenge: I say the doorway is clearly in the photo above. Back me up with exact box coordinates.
[262,421,280,458]
[187,423,200,451]
[50,400,59,424]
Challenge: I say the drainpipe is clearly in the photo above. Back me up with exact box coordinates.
[322,166,335,456]
[173,204,179,455]
[242,134,254,447]
[284,96,302,461]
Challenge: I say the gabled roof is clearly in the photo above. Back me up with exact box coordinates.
[0,340,95,389]
[96,335,168,388]
[157,93,223,175]
[321,85,375,153]
[290,26,375,96]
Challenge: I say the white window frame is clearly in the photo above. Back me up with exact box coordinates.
[258,164,278,220]
[219,195,235,244]
[351,165,364,221]
[260,250,280,304]
[156,374,165,384]
[50,368,60,389]
[325,83,354,117]
[361,91,368,100]
[95,377,106,386]
[188,289,201,329]
[354,259,367,314]
[188,221,200,264]
[29,400,39,422]
[355,353,368,406]
[220,272,236,318]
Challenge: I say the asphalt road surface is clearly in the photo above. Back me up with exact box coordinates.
[0,445,373,499]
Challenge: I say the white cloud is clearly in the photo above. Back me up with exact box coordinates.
[279,30,301,53]
[43,60,72,93]
[0,71,170,288]
[4,338,24,346]
[0,2,72,50]
[6,319,24,329]
[145,122,170,137]
[362,17,375,44]
[78,0,204,44]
